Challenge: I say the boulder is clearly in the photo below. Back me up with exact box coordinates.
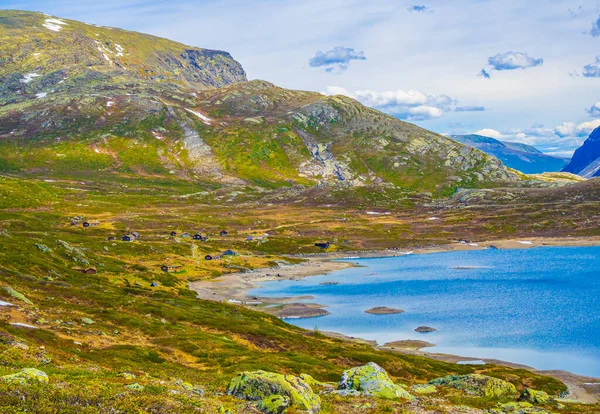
[3,286,33,305]
[519,388,550,404]
[126,383,145,391]
[257,395,290,414]
[429,374,517,398]
[338,362,413,400]
[1,368,48,385]
[227,371,320,413]
[410,384,437,395]
[493,401,550,413]
[81,317,95,325]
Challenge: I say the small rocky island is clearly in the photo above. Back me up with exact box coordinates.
[275,303,331,319]
[365,307,404,315]
[415,326,437,333]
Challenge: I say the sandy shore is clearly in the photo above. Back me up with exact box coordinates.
[188,236,600,403]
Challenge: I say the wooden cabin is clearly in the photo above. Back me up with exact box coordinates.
[160,265,183,273]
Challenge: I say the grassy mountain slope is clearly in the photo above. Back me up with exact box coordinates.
[451,134,568,174]
[0,10,516,197]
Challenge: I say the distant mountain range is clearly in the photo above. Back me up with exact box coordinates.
[451,134,568,174]
[562,126,600,178]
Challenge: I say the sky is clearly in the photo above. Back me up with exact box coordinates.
[3,0,600,157]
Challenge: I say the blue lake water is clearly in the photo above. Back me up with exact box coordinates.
[249,246,600,377]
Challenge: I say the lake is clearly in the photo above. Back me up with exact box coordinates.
[249,246,600,377]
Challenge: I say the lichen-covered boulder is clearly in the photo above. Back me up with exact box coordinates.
[429,374,517,398]
[299,374,335,392]
[492,401,550,413]
[1,368,48,384]
[257,395,290,414]
[126,383,144,391]
[338,362,414,400]
[227,371,320,413]
[519,388,550,404]
[411,384,437,395]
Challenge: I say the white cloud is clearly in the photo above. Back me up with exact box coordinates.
[473,119,600,156]
[475,128,503,139]
[487,51,543,71]
[586,102,600,117]
[325,86,477,121]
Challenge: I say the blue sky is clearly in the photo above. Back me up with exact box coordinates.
[3,0,600,157]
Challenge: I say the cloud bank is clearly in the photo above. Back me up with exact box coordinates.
[325,86,483,121]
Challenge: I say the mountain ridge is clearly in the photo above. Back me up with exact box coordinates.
[0,10,517,196]
[562,126,600,178]
[450,134,568,174]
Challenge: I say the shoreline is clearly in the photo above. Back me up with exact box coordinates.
[188,236,600,403]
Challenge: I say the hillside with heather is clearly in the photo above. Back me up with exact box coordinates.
[1,10,600,414]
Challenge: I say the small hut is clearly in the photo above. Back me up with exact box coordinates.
[222,249,237,256]
[160,265,183,273]
[131,231,140,239]
[122,235,132,242]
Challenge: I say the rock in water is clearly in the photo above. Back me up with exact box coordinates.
[414,326,436,333]
[227,371,320,413]
[364,307,404,315]
[429,374,517,398]
[1,368,48,384]
[338,362,413,400]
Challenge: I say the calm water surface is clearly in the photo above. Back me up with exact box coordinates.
[249,246,600,377]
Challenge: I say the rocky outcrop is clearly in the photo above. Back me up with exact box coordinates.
[429,374,517,398]
[226,371,320,413]
[1,368,48,384]
[3,286,33,305]
[338,362,413,400]
[519,388,550,404]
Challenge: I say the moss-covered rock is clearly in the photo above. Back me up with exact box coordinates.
[126,383,144,391]
[299,374,335,392]
[227,371,320,413]
[429,374,517,398]
[519,388,550,404]
[3,286,33,305]
[257,395,290,414]
[410,384,437,395]
[1,368,48,384]
[491,401,550,413]
[338,362,414,401]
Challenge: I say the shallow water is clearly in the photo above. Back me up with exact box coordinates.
[249,246,600,377]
